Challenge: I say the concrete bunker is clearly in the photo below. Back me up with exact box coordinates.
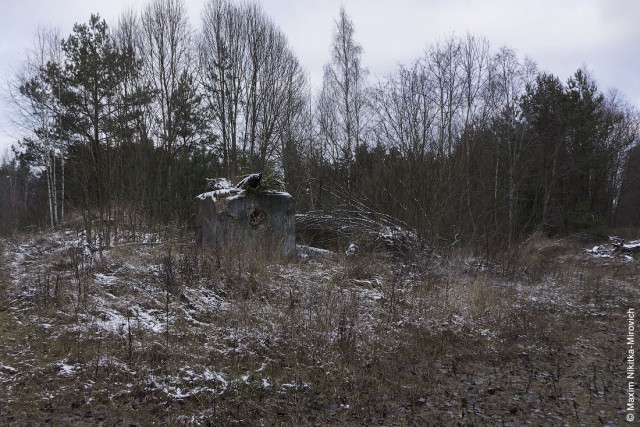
[195,175,295,257]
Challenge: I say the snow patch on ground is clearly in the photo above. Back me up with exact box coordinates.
[1,365,18,375]
[586,237,640,259]
[57,362,79,376]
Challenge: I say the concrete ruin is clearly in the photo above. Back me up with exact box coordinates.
[195,182,296,257]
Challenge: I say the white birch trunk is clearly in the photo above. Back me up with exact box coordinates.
[46,156,54,228]
[60,154,65,221]
[51,151,58,226]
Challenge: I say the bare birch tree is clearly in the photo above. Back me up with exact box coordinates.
[200,0,245,177]
[318,7,368,186]
[489,47,537,246]
[199,0,307,177]
[142,0,197,157]
[10,25,64,227]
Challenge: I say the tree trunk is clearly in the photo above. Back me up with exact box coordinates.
[52,151,58,226]
[61,155,65,221]
[46,155,54,228]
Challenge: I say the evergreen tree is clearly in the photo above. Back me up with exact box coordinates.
[46,14,147,245]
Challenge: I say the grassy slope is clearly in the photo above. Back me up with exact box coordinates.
[0,229,638,426]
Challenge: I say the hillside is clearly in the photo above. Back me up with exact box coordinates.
[0,226,638,425]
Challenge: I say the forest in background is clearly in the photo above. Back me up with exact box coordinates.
[1,0,639,253]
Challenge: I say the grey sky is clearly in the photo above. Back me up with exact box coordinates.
[2,0,639,156]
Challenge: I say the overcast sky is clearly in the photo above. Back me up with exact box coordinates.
[2,0,639,156]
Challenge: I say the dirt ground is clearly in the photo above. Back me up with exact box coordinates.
[0,228,638,426]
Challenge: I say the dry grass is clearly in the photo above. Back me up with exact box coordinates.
[0,227,638,425]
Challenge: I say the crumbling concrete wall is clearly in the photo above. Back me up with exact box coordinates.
[196,191,295,257]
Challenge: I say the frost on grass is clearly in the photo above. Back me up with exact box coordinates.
[0,227,639,424]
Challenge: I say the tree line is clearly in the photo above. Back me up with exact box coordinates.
[2,0,639,251]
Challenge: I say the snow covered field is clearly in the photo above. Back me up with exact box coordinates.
[0,228,638,425]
